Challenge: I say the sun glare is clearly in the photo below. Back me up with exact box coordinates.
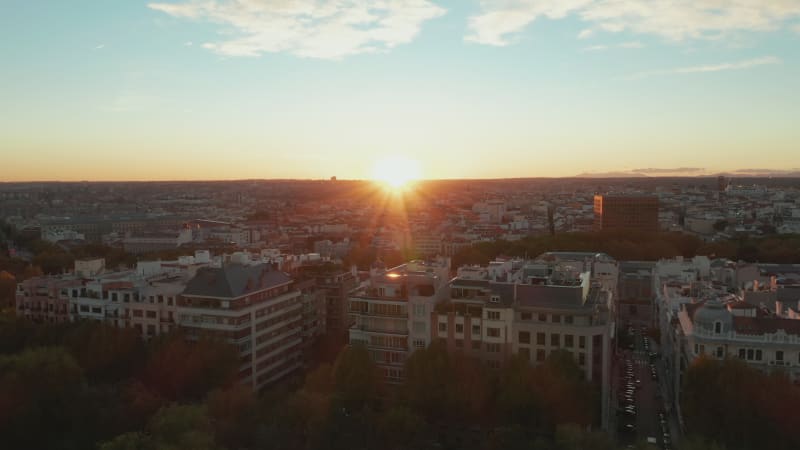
[372,156,421,190]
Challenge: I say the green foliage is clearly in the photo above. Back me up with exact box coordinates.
[682,357,800,450]
[453,231,800,266]
[0,347,86,449]
[140,331,239,402]
[333,343,380,411]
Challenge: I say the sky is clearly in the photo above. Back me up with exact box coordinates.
[1,0,799,182]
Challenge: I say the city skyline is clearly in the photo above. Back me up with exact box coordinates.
[2,1,800,182]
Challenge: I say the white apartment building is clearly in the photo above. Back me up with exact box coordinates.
[434,253,616,429]
[348,258,450,382]
[180,263,304,390]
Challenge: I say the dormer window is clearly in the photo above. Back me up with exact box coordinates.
[714,321,722,334]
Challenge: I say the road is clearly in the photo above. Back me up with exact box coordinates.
[612,329,679,449]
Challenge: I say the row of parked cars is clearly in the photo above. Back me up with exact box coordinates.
[618,356,639,434]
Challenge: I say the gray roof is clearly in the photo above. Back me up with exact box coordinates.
[183,263,291,298]
[489,282,516,307]
[516,284,584,309]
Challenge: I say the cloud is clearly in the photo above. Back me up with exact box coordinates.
[148,0,446,59]
[577,28,593,39]
[627,56,781,79]
[619,41,643,49]
[94,44,105,50]
[184,41,193,46]
[582,44,607,52]
[633,167,705,174]
[467,1,800,46]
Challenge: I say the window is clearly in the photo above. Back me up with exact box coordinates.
[91,307,101,314]
[565,334,574,348]
[133,309,143,318]
[537,332,546,345]
[438,322,447,332]
[747,349,754,360]
[456,323,464,333]
[146,324,156,335]
[488,360,501,369]
[487,327,501,337]
[521,312,532,321]
[472,325,481,336]
[111,293,118,302]
[519,331,530,344]
[776,350,784,362]
[551,333,560,347]
[79,304,89,312]
[472,340,481,350]
[739,348,746,359]
[414,304,426,317]
[714,321,722,334]
[538,313,547,322]
[486,343,500,353]
[519,347,531,361]
[579,336,586,349]
[146,311,157,319]
[536,349,546,361]
[715,347,723,358]
[413,339,426,349]
[487,311,500,320]
[756,349,762,361]
[565,315,573,324]
[552,314,561,323]
[699,344,705,355]
[578,352,586,366]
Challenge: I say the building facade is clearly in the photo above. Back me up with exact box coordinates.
[593,194,659,232]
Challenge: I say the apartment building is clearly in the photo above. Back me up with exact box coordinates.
[295,263,357,339]
[15,277,74,323]
[16,252,321,391]
[348,258,450,382]
[432,253,615,429]
[677,298,800,382]
[180,263,304,390]
[593,194,659,232]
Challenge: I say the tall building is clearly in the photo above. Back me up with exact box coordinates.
[432,253,616,429]
[180,263,304,390]
[593,194,659,232]
[16,253,320,392]
[348,258,450,382]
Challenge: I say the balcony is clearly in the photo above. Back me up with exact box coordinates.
[350,324,408,336]
[348,309,407,319]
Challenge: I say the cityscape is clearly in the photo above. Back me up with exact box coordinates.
[2,1,800,450]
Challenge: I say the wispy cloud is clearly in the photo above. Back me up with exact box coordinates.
[634,167,705,174]
[627,56,781,79]
[582,44,607,52]
[577,28,593,39]
[619,41,643,49]
[94,44,105,50]
[183,41,193,47]
[148,0,446,60]
[467,1,800,46]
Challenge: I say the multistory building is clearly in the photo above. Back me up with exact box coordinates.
[180,263,304,390]
[348,258,450,382]
[593,194,659,232]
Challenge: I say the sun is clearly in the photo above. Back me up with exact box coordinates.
[372,156,421,190]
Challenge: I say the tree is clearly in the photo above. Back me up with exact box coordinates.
[139,332,239,402]
[0,347,86,449]
[332,343,379,411]
[206,385,259,450]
